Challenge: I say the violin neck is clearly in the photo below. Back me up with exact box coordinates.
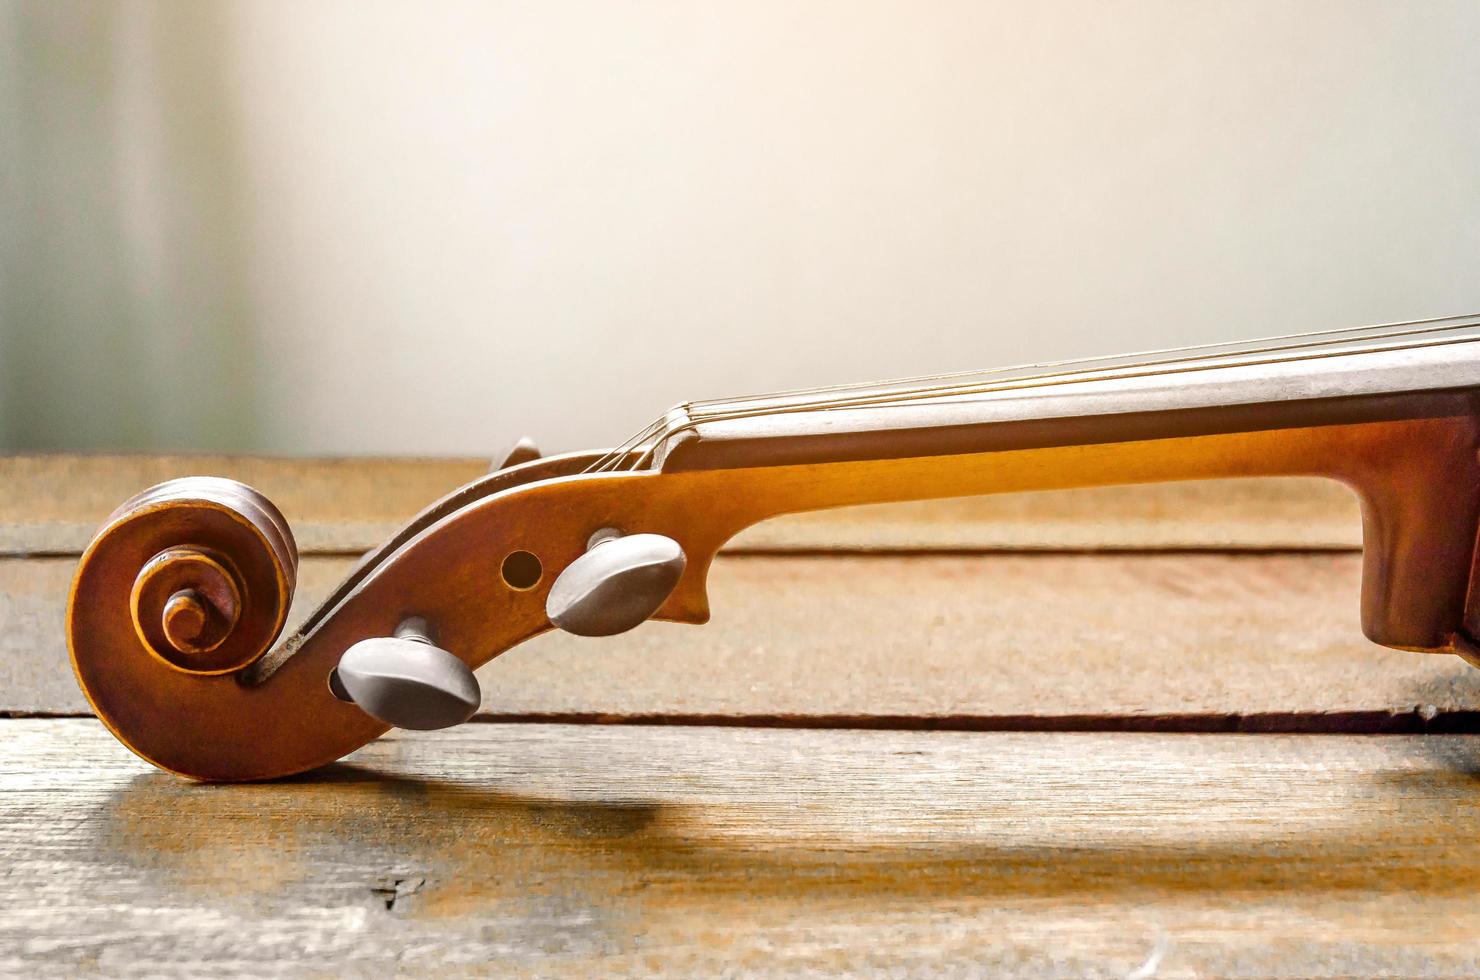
[655,320,1480,472]
[638,318,1480,657]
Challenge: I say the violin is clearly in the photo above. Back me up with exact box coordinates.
[69,314,1480,780]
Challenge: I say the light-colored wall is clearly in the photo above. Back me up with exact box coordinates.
[3,0,1478,456]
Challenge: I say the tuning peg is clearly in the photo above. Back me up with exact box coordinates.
[491,436,542,471]
[546,529,687,637]
[331,617,481,730]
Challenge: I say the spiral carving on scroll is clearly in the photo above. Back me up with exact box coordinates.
[71,477,298,682]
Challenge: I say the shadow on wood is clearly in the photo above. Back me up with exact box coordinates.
[90,736,1480,919]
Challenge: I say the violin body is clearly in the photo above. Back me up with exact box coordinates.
[69,316,1480,779]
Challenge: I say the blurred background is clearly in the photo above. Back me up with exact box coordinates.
[1,0,1477,457]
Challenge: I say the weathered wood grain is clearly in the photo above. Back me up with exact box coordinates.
[9,454,1478,976]
[4,719,1480,978]
[1,454,486,555]
[2,454,1362,555]
[8,552,1476,720]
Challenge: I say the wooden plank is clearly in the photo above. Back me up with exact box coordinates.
[4,719,1480,977]
[9,552,1476,720]
[2,454,1362,555]
[0,453,487,556]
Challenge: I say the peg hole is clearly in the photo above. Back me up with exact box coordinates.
[327,667,354,702]
[501,551,543,590]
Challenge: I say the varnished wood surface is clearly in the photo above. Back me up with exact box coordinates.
[6,720,1480,978]
[1,454,1362,555]
[86,422,1480,779]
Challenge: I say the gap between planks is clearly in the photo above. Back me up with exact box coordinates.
[2,709,1478,735]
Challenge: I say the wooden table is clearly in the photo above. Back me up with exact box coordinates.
[6,455,1480,976]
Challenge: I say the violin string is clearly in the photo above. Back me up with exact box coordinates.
[646,330,1480,453]
[684,312,1480,413]
[585,416,671,473]
[582,313,1480,474]
[596,316,1480,472]
[685,320,1480,421]
[686,315,1480,417]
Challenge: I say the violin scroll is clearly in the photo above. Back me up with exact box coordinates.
[73,477,298,677]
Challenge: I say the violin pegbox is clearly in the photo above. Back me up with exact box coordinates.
[66,450,724,780]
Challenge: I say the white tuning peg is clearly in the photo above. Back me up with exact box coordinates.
[331,617,481,730]
[491,435,542,471]
[546,529,687,637]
